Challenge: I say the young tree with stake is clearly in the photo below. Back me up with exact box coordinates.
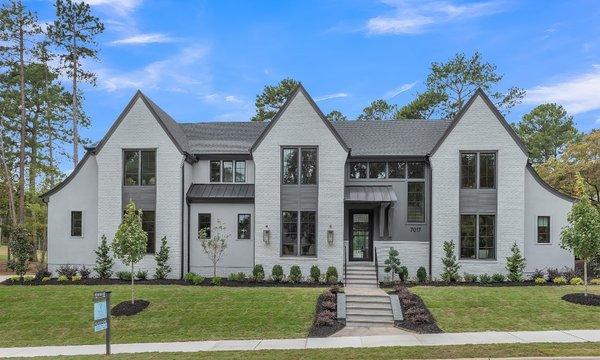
[198,219,229,278]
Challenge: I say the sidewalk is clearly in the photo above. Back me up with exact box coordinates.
[0,330,599,358]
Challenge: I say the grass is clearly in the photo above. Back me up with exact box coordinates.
[412,285,600,332]
[9,343,600,359]
[0,285,321,347]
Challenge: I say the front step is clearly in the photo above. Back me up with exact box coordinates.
[346,308,393,317]
[347,302,391,310]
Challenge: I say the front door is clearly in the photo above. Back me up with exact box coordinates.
[349,210,373,261]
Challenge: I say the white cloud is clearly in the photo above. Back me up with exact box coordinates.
[315,92,349,102]
[525,66,600,114]
[84,0,142,16]
[366,0,506,35]
[384,82,417,99]
[110,33,176,45]
[225,95,244,104]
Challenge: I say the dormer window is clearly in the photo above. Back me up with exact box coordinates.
[124,150,156,186]
[210,160,246,183]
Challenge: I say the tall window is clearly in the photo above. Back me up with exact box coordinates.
[349,162,367,179]
[71,211,82,236]
[460,153,477,188]
[460,214,495,260]
[282,147,317,185]
[537,216,550,244]
[124,150,156,186]
[282,210,316,256]
[281,211,298,255]
[222,161,233,182]
[301,148,317,184]
[142,211,155,253]
[282,148,299,184]
[210,161,221,182]
[460,152,496,189]
[198,214,211,238]
[300,211,316,256]
[238,214,251,240]
[235,161,246,182]
[407,182,425,223]
[369,162,386,179]
[479,153,496,188]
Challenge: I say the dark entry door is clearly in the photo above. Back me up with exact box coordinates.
[349,210,373,261]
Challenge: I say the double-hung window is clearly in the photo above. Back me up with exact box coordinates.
[124,150,156,186]
[460,214,495,260]
[71,211,82,237]
[460,152,496,189]
[537,216,550,244]
[281,210,316,256]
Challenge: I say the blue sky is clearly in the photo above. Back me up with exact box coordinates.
[28,0,600,165]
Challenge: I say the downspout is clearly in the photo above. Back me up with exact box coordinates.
[180,162,185,279]
[427,155,433,279]
[187,200,190,274]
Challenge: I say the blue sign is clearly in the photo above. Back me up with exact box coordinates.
[94,301,107,321]
[94,319,108,332]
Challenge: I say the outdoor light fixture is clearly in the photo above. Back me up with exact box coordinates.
[263,225,270,245]
[327,225,334,245]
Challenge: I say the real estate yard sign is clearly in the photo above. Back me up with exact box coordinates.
[93,291,111,355]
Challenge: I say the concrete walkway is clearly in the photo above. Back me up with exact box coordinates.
[1,330,599,358]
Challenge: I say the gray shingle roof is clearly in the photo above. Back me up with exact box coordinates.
[144,95,190,153]
[179,122,268,154]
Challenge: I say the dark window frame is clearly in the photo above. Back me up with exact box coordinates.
[210,160,221,182]
[407,181,426,223]
[281,210,317,257]
[281,147,318,186]
[222,160,234,183]
[142,210,156,253]
[387,161,406,179]
[235,161,246,183]
[70,211,82,237]
[459,151,497,190]
[407,162,425,179]
[348,162,368,179]
[347,161,425,180]
[123,149,156,187]
[537,216,550,244]
[198,213,211,239]
[460,153,477,189]
[368,162,387,179]
[237,214,251,240]
[459,213,496,260]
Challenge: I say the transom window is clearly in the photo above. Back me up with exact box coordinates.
[124,150,156,186]
[460,152,496,189]
[282,210,316,256]
[210,160,246,183]
[349,161,424,180]
[282,147,317,185]
[238,214,251,240]
[460,214,495,260]
[537,216,550,244]
[70,211,82,237]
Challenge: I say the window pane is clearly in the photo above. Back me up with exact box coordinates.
[479,153,496,188]
[407,182,425,222]
[282,211,298,255]
[537,216,550,243]
[301,148,317,184]
[141,151,156,185]
[478,215,495,259]
[282,148,299,184]
[235,161,246,182]
[461,153,477,188]
[460,215,476,259]
[124,151,139,185]
[300,211,316,256]
[71,211,82,237]
[210,161,221,182]
[142,211,155,253]
[238,214,251,239]
[388,162,405,178]
[369,162,386,179]
[222,161,233,182]
[198,214,211,239]
[349,162,367,179]
[407,162,425,178]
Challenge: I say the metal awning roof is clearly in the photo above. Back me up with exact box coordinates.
[187,183,254,203]
[344,185,398,203]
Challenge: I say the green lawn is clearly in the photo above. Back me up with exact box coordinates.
[412,285,600,332]
[0,285,321,347]
[10,343,600,360]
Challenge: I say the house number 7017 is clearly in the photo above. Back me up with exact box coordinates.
[410,227,421,233]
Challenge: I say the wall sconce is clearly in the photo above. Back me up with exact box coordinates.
[263,225,270,245]
[327,225,334,245]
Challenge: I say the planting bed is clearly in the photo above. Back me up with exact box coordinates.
[112,299,150,316]
[394,286,442,333]
[562,293,600,306]
[308,287,345,337]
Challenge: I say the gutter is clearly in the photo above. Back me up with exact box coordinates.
[180,163,185,279]
[187,200,190,274]
[427,155,433,279]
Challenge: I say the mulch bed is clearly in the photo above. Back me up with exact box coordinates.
[562,293,600,306]
[394,286,442,334]
[308,288,345,337]
[380,280,574,288]
[111,300,150,316]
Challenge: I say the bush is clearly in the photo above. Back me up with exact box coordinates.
[271,264,284,282]
[79,266,91,279]
[534,277,546,285]
[553,276,567,285]
[42,277,51,282]
[7,226,33,278]
[315,311,335,326]
[591,278,600,285]
[253,264,265,281]
[322,300,336,311]
[35,268,52,280]
[57,265,78,280]
[289,265,302,283]
[491,273,505,283]
[227,272,246,282]
[211,276,222,286]
[192,274,205,285]
[154,236,171,280]
[325,266,338,284]
[506,243,526,282]
[384,247,402,282]
[478,274,491,284]
[21,275,34,282]
[321,291,335,302]
[531,269,545,281]
[398,266,408,282]
[416,266,427,283]
[547,268,560,282]
[135,270,148,280]
[94,235,114,279]
[58,275,68,282]
[441,240,460,282]
[183,272,198,282]
[329,285,342,294]
[570,277,584,285]
[117,271,132,281]
[463,273,477,283]
[71,275,81,282]
[310,265,321,282]
[561,267,582,282]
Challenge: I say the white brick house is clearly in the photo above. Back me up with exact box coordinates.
[43,85,575,280]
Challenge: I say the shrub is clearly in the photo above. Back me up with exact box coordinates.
[57,265,78,280]
[41,277,51,282]
[561,267,582,282]
[325,266,338,284]
[211,276,222,286]
[416,266,427,283]
[289,265,302,283]
[94,235,114,279]
[534,277,546,285]
[310,265,321,282]
[478,274,491,284]
[7,226,33,279]
[71,275,81,282]
[22,275,34,282]
[322,300,336,311]
[384,247,402,282]
[506,243,526,282]
[154,236,171,280]
[117,271,132,281]
[35,268,52,280]
[329,285,342,294]
[591,278,600,285]
[135,270,148,280]
[398,266,408,282]
[192,274,205,285]
[271,264,284,282]
[315,312,335,326]
[547,268,560,282]
[441,240,460,282]
[253,264,265,281]
[9,275,20,282]
[183,272,197,282]
[236,272,246,281]
[227,272,246,282]
[58,275,68,282]
[463,273,477,283]
[491,273,505,283]
[79,266,91,279]
[570,277,584,285]
[321,291,335,302]
[553,276,567,285]
[531,268,545,281]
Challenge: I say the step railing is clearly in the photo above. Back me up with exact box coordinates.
[374,246,379,288]
[343,244,347,286]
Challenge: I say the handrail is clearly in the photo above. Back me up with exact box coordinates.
[374,246,379,288]
[343,244,347,286]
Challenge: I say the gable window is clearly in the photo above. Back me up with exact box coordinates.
[388,162,405,179]
[460,152,496,189]
[238,214,251,240]
[349,162,367,179]
[142,211,155,253]
[407,182,425,223]
[71,211,82,237]
[282,210,316,256]
[222,161,233,182]
[460,214,495,260]
[537,216,550,244]
[479,153,496,188]
[210,161,221,182]
[124,150,156,186]
[235,161,246,182]
[460,153,477,188]
[369,162,386,179]
[282,148,299,184]
[301,148,317,184]
[198,213,211,238]
[282,147,317,185]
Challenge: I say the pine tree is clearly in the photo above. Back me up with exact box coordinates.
[506,243,526,282]
[94,234,113,279]
[384,247,401,282]
[154,236,171,280]
[441,240,461,282]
